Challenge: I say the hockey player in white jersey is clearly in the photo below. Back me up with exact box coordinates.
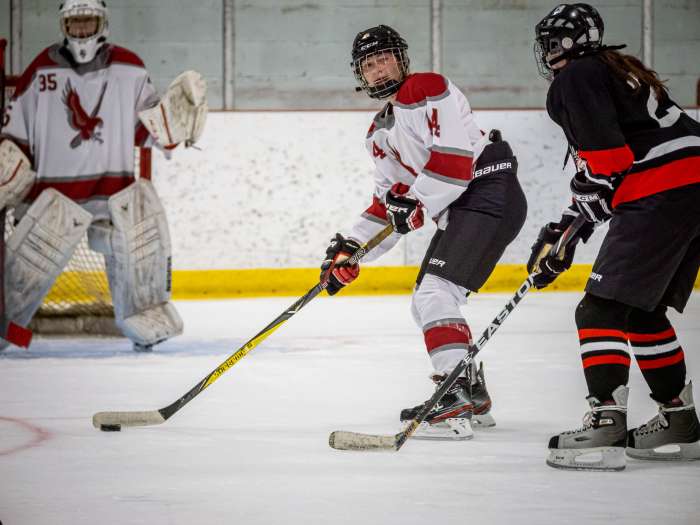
[320,25,527,440]
[0,0,207,351]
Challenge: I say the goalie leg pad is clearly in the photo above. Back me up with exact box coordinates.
[4,188,92,329]
[106,180,182,345]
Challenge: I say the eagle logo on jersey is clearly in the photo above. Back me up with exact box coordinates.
[62,79,108,148]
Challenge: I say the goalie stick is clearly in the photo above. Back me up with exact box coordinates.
[329,214,588,451]
[92,223,394,431]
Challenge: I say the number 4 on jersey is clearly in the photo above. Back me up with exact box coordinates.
[372,142,387,159]
[427,108,440,137]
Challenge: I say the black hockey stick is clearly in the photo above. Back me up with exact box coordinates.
[329,214,587,451]
[92,224,394,431]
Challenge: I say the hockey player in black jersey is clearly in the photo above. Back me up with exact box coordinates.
[528,3,700,470]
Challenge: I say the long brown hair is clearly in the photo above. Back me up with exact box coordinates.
[598,49,668,99]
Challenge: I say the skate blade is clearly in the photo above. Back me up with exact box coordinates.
[409,418,474,441]
[546,446,626,471]
[626,440,700,461]
[472,412,496,428]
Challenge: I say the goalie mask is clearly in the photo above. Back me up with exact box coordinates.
[352,25,409,100]
[534,3,604,80]
[60,0,109,64]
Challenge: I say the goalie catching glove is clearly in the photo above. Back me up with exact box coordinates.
[138,70,208,148]
[0,139,35,210]
[320,233,361,296]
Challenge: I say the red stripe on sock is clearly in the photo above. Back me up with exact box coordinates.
[424,323,471,353]
[627,328,676,343]
[578,328,627,341]
[637,350,685,370]
[582,354,631,368]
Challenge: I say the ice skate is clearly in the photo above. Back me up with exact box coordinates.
[546,385,628,471]
[469,361,496,428]
[400,375,474,441]
[627,382,700,461]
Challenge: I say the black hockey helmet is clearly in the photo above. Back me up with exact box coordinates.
[351,24,409,100]
[534,3,604,80]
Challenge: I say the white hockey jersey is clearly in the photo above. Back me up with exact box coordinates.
[348,73,485,260]
[1,44,158,219]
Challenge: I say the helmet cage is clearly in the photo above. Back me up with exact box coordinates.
[352,47,410,100]
[534,3,604,80]
[60,1,109,64]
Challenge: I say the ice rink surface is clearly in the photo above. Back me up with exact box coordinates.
[2,291,699,525]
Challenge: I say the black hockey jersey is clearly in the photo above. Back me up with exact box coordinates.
[547,55,700,208]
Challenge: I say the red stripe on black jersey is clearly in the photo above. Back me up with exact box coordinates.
[612,156,700,207]
[26,175,135,202]
[395,73,448,106]
[579,145,634,177]
[424,323,471,354]
[424,150,473,182]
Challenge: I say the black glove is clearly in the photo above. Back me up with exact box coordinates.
[385,183,424,235]
[570,171,613,224]
[526,211,593,289]
[320,233,361,296]
[473,129,518,179]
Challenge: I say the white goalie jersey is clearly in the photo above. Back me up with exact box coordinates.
[348,73,485,260]
[1,43,158,220]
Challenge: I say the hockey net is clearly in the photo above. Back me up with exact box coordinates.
[2,49,152,336]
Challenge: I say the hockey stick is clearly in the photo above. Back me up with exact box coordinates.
[329,214,587,451]
[92,224,394,431]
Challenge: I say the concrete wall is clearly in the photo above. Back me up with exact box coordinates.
[1,1,697,109]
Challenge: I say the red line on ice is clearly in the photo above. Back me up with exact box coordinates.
[0,416,51,456]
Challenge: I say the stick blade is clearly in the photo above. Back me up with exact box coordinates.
[92,410,166,429]
[328,430,398,451]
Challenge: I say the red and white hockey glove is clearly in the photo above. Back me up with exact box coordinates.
[320,233,361,296]
[385,183,424,235]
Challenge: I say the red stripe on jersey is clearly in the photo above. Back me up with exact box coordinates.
[578,328,627,341]
[364,195,388,221]
[107,45,146,68]
[579,145,634,177]
[612,156,700,207]
[395,73,448,106]
[134,123,150,147]
[637,350,685,370]
[582,354,631,368]
[11,47,60,99]
[627,328,676,344]
[424,150,473,182]
[26,175,135,202]
[424,323,471,353]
